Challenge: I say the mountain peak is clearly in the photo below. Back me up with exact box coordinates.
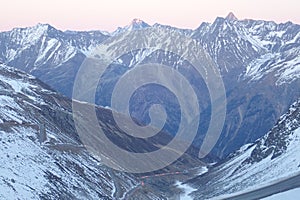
[111,19,150,35]
[33,23,56,31]
[128,18,150,30]
[226,12,238,21]
[130,18,145,25]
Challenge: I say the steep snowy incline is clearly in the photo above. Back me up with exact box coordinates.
[187,98,300,199]
[0,64,141,199]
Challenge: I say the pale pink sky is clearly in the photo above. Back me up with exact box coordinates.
[1,0,299,32]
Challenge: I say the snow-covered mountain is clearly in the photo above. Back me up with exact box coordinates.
[2,15,300,93]
[0,24,109,97]
[190,15,300,158]
[186,97,300,199]
[0,13,300,159]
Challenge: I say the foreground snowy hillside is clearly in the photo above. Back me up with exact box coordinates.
[0,64,140,199]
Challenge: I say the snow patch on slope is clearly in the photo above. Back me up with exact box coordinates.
[175,181,197,200]
[243,49,300,84]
